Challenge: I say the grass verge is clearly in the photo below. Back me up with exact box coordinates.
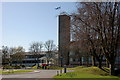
[32,65,63,70]
[2,70,33,74]
[54,66,120,79]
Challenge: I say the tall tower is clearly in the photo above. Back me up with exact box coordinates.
[58,15,70,66]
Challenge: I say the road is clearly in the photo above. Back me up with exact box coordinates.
[2,69,73,78]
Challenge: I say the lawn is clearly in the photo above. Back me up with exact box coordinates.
[2,70,33,74]
[54,66,120,80]
[32,65,63,70]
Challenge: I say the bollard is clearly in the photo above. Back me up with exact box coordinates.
[57,71,59,76]
[64,65,67,73]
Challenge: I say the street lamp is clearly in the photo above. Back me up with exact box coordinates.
[60,56,63,67]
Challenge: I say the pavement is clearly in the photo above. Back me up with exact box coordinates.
[2,69,73,78]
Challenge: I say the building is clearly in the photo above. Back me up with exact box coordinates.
[58,15,70,66]
[2,51,58,67]
[58,15,120,68]
[11,52,46,67]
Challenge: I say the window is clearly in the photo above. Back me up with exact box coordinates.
[70,58,73,62]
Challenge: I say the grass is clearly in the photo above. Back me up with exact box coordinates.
[2,70,33,74]
[67,66,86,70]
[32,65,63,70]
[31,65,38,69]
[47,66,63,70]
[54,66,120,80]
[0,69,2,74]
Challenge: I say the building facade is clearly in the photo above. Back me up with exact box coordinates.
[11,52,46,67]
[58,15,70,66]
[58,15,120,68]
[2,52,57,67]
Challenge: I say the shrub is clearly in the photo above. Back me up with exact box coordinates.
[3,65,13,69]
[13,65,22,69]
[21,65,26,68]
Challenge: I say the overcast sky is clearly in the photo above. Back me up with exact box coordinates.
[2,2,77,51]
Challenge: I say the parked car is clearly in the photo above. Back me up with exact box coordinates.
[41,64,48,69]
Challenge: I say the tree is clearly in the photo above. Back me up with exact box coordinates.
[8,47,16,66]
[9,47,16,55]
[10,46,25,65]
[44,40,56,64]
[2,46,25,66]
[11,52,25,65]
[2,46,10,65]
[15,46,25,53]
[71,2,120,75]
[29,42,43,68]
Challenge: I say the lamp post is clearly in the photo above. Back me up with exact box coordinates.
[60,56,63,73]
[60,56,63,67]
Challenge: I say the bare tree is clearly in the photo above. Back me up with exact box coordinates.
[15,46,25,53]
[11,52,25,66]
[44,40,56,64]
[71,2,120,75]
[29,42,43,68]
[9,47,16,55]
[2,46,25,66]
[2,46,9,66]
[10,46,25,66]
[9,47,19,66]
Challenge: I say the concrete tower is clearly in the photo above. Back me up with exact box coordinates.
[58,15,70,66]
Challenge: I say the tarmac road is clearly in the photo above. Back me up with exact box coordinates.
[2,69,73,78]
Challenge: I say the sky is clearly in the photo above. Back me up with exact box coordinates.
[2,2,77,51]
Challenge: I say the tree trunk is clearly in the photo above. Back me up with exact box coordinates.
[86,56,89,66]
[98,60,102,69]
[110,63,115,75]
[96,56,103,69]
[91,56,96,66]
[20,61,22,66]
[79,57,82,66]
[106,59,110,68]
[37,57,39,68]
[47,59,49,64]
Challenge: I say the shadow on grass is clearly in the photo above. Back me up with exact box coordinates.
[99,67,110,74]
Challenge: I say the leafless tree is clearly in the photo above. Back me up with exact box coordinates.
[29,42,43,68]
[9,47,16,55]
[11,52,25,66]
[71,2,120,75]
[10,46,25,65]
[2,46,9,66]
[44,40,56,64]
[2,46,25,66]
